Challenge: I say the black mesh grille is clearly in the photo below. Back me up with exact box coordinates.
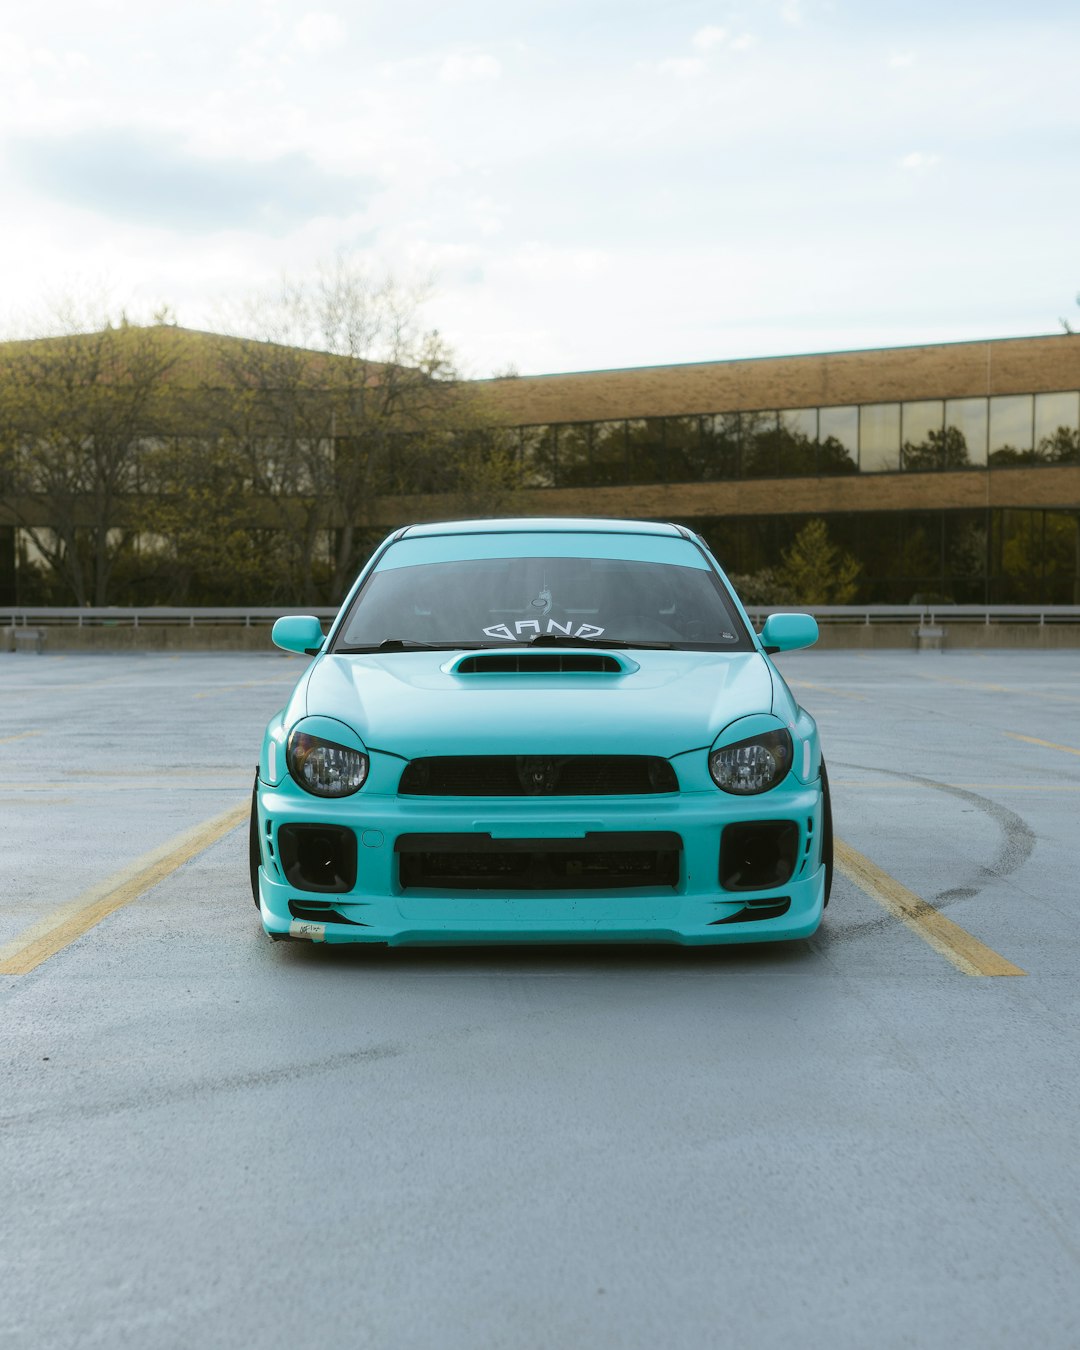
[398,755,678,796]
[396,831,682,891]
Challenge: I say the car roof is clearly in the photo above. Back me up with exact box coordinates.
[399,517,686,540]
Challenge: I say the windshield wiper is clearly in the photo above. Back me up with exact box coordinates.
[335,639,487,653]
[527,634,676,651]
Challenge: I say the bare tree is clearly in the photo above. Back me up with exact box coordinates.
[216,260,471,600]
[0,315,180,604]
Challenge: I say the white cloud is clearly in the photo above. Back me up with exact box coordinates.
[0,33,89,75]
[293,12,346,56]
[0,2,1076,374]
[657,57,706,78]
[692,26,728,52]
[781,1,803,25]
[471,196,505,238]
[689,25,754,56]
[900,151,940,170]
[439,52,502,83]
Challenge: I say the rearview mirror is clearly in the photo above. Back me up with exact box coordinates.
[759,613,818,654]
[272,615,325,656]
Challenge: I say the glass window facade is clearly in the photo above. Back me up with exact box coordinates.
[777,409,818,476]
[664,416,705,481]
[627,418,666,484]
[694,507,1078,605]
[901,401,949,470]
[989,396,1034,462]
[703,413,740,480]
[1034,392,1080,462]
[590,420,627,486]
[555,423,593,487]
[859,404,901,473]
[741,411,780,479]
[945,398,988,467]
[502,390,1078,488]
[818,406,858,475]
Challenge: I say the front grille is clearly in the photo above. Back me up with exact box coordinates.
[398,755,678,796]
[396,831,682,891]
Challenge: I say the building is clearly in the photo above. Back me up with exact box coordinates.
[2,331,1079,605]
[434,333,1079,603]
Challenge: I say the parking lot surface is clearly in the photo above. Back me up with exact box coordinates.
[2,648,1079,1349]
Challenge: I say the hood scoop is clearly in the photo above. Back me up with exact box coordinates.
[449,651,634,675]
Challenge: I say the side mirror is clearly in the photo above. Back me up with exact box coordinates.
[759,612,818,654]
[272,615,325,656]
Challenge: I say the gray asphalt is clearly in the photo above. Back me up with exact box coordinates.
[2,649,1079,1349]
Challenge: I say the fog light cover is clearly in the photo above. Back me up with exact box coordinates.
[278,824,358,893]
[720,821,799,891]
[709,730,792,795]
[287,731,368,797]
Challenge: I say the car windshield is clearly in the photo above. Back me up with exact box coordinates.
[333,535,752,652]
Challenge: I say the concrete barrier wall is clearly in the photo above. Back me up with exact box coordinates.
[5,622,1080,653]
[812,623,1080,650]
[2,625,282,653]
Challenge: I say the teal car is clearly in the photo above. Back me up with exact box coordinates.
[251,518,831,946]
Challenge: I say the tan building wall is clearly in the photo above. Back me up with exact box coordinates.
[474,334,1080,425]
[379,463,1080,523]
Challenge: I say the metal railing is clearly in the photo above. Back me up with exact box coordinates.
[3,605,1080,628]
[742,605,1080,626]
[0,607,341,628]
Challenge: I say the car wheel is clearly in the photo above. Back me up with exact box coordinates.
[249,773,262,908]
[820,758,833,908]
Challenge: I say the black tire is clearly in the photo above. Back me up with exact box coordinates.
[249,773,262,908]
[820,758,833,908]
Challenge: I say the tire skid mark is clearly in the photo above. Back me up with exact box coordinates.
[827,761,1036,941]
[1,1043,403,1131]
[834,760,1036,895]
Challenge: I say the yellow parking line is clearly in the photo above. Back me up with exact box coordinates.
[1005,732,1080,757]
[0,730,42,745]
[0,803,247,976]
[834,839,1026,977]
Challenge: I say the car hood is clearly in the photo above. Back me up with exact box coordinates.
[299,649,776,758]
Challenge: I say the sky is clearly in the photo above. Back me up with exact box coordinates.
[2,0,1078,376]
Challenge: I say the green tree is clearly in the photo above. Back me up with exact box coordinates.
[726,567,795,606]
[1000,510,1078,603]
[137,433,297,603]
[778,518,861,604]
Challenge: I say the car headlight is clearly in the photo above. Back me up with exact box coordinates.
[709,730,792,795]
[286,730,369,797]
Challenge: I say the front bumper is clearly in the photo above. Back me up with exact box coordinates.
[254,781,826,947]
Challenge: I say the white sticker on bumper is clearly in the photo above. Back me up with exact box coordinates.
[289,920,327,941]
